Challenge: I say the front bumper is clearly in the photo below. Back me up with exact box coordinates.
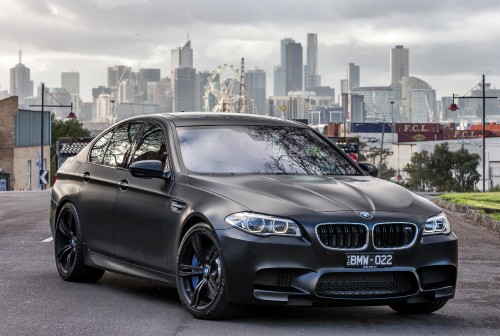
[217,223,458,306]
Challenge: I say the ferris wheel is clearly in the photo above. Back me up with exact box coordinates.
[204,64,241,112]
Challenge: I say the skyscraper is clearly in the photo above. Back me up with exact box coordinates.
[173,67,196,112]
[138,68,161,101]
[285,41,303,93]
[10,49,34,104]
[171,38,195,112]
[246,68,267,114]
[171,38,193,76]
[304,33,321,90]
[391,45,409,85]
[61,71,80,95]
[108,65,132,90]
[347,63,360,91]
[273,38,294,96]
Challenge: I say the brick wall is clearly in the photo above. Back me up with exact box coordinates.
[0,96,17,189]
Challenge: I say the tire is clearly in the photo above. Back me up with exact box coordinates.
[54,203,105,282]
[176,223,244,319]
[389,298,449,314]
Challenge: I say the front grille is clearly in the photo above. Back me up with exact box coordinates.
[316,272,418,298]
[316,224,367,249]
[419,266,456,290]
[254,269,297,290]
[373,223,417,248]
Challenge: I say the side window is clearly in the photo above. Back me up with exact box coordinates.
[132,123,169,169]
[89,129,114,164]
[102,122,142,168]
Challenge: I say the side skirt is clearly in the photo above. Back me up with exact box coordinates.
[84,246,176,286]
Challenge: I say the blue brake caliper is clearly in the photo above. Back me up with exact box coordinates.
[191,254,200,288]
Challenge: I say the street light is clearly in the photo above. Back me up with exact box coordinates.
[29,82,74,189]
[448,74,497,192]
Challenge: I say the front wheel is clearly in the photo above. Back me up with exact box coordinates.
[389,298,449,314]
[54,203,105,282]
[176,223,244,319]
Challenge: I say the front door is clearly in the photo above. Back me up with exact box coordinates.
[114,123,172,270]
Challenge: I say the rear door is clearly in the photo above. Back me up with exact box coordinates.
[78,122,142,256]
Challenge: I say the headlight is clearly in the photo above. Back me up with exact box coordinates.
[423,212,451,235]
[225,212,301,237]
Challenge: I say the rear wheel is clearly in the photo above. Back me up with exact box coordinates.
[176,223,244,319]
[389,298,449,314]
[54,203,105,282]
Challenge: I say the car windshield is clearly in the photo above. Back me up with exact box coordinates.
[177,125,360,175]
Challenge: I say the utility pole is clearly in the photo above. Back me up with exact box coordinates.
[30,83,73,189]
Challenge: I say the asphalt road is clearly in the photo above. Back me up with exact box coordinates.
[0,190,498,336]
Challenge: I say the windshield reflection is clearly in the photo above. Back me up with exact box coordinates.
[177,125,360,175]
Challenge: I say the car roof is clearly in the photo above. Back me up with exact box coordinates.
[157,112,308,127]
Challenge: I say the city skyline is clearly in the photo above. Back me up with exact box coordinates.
[1,0,499,102]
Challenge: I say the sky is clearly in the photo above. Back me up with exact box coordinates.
[1,0,499,103]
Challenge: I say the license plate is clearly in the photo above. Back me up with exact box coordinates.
[345,253,393,268]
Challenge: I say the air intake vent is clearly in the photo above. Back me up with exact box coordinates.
[316,272,418,298]
[316,224,367,249]
[373,223,417,248]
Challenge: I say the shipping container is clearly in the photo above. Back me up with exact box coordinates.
[397,131,443,143]
[351,122,392,133]
[395,123,441,133]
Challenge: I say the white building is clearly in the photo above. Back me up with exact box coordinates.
[96,93,113,123]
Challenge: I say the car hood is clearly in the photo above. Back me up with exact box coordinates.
[186,174,440,217]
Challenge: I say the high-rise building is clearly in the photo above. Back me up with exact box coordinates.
[10,50,34,105]
[171,38,195,112]
[245,68,267,114]
[195,71,211,111]
[173,67,196,112]
[340,79,349,94]
[347,63,360,91]
[273,38,295,96]
[147,78,172,112]
[411,88,437,122]
[401,76,433,122]
[304,33,321,90]
[273,66,286,96]
[138,68,161,101]
[108,65,132,90]
[351,86,394,121]
[61,71,80,95]
[391,45,409,85]
[285,41,303,93]
[171,38,193,76]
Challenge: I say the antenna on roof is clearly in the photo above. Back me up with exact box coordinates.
[18,44,22,64]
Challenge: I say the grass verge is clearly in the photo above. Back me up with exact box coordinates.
[438,192,500,220]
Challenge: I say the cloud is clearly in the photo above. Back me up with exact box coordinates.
[0,0,499,101]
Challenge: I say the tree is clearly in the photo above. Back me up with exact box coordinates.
[403,150,432,191]
[403,143,481,192]
[428,143,455,192]
[50,114,91,184]
[451,148,480,191]
[359,137,393,180]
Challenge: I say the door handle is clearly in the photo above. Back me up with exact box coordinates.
[117,179,129,191]
[82,172,91,182]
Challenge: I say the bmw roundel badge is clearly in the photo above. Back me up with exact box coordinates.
[360,212,373,219]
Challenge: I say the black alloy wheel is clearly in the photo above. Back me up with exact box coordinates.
[54,203,104,282]
[177,223,243,319]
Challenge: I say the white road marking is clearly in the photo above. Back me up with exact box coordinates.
[41,237,53,242]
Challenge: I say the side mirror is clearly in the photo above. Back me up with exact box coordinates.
[358,162,379,177]
[130,160,168,179]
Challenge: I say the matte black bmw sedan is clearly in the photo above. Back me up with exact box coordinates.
[50,113,457,319]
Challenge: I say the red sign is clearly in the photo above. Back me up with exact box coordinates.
[442,130,491,140]
[397,131,443,143]
[395,123,441,133]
